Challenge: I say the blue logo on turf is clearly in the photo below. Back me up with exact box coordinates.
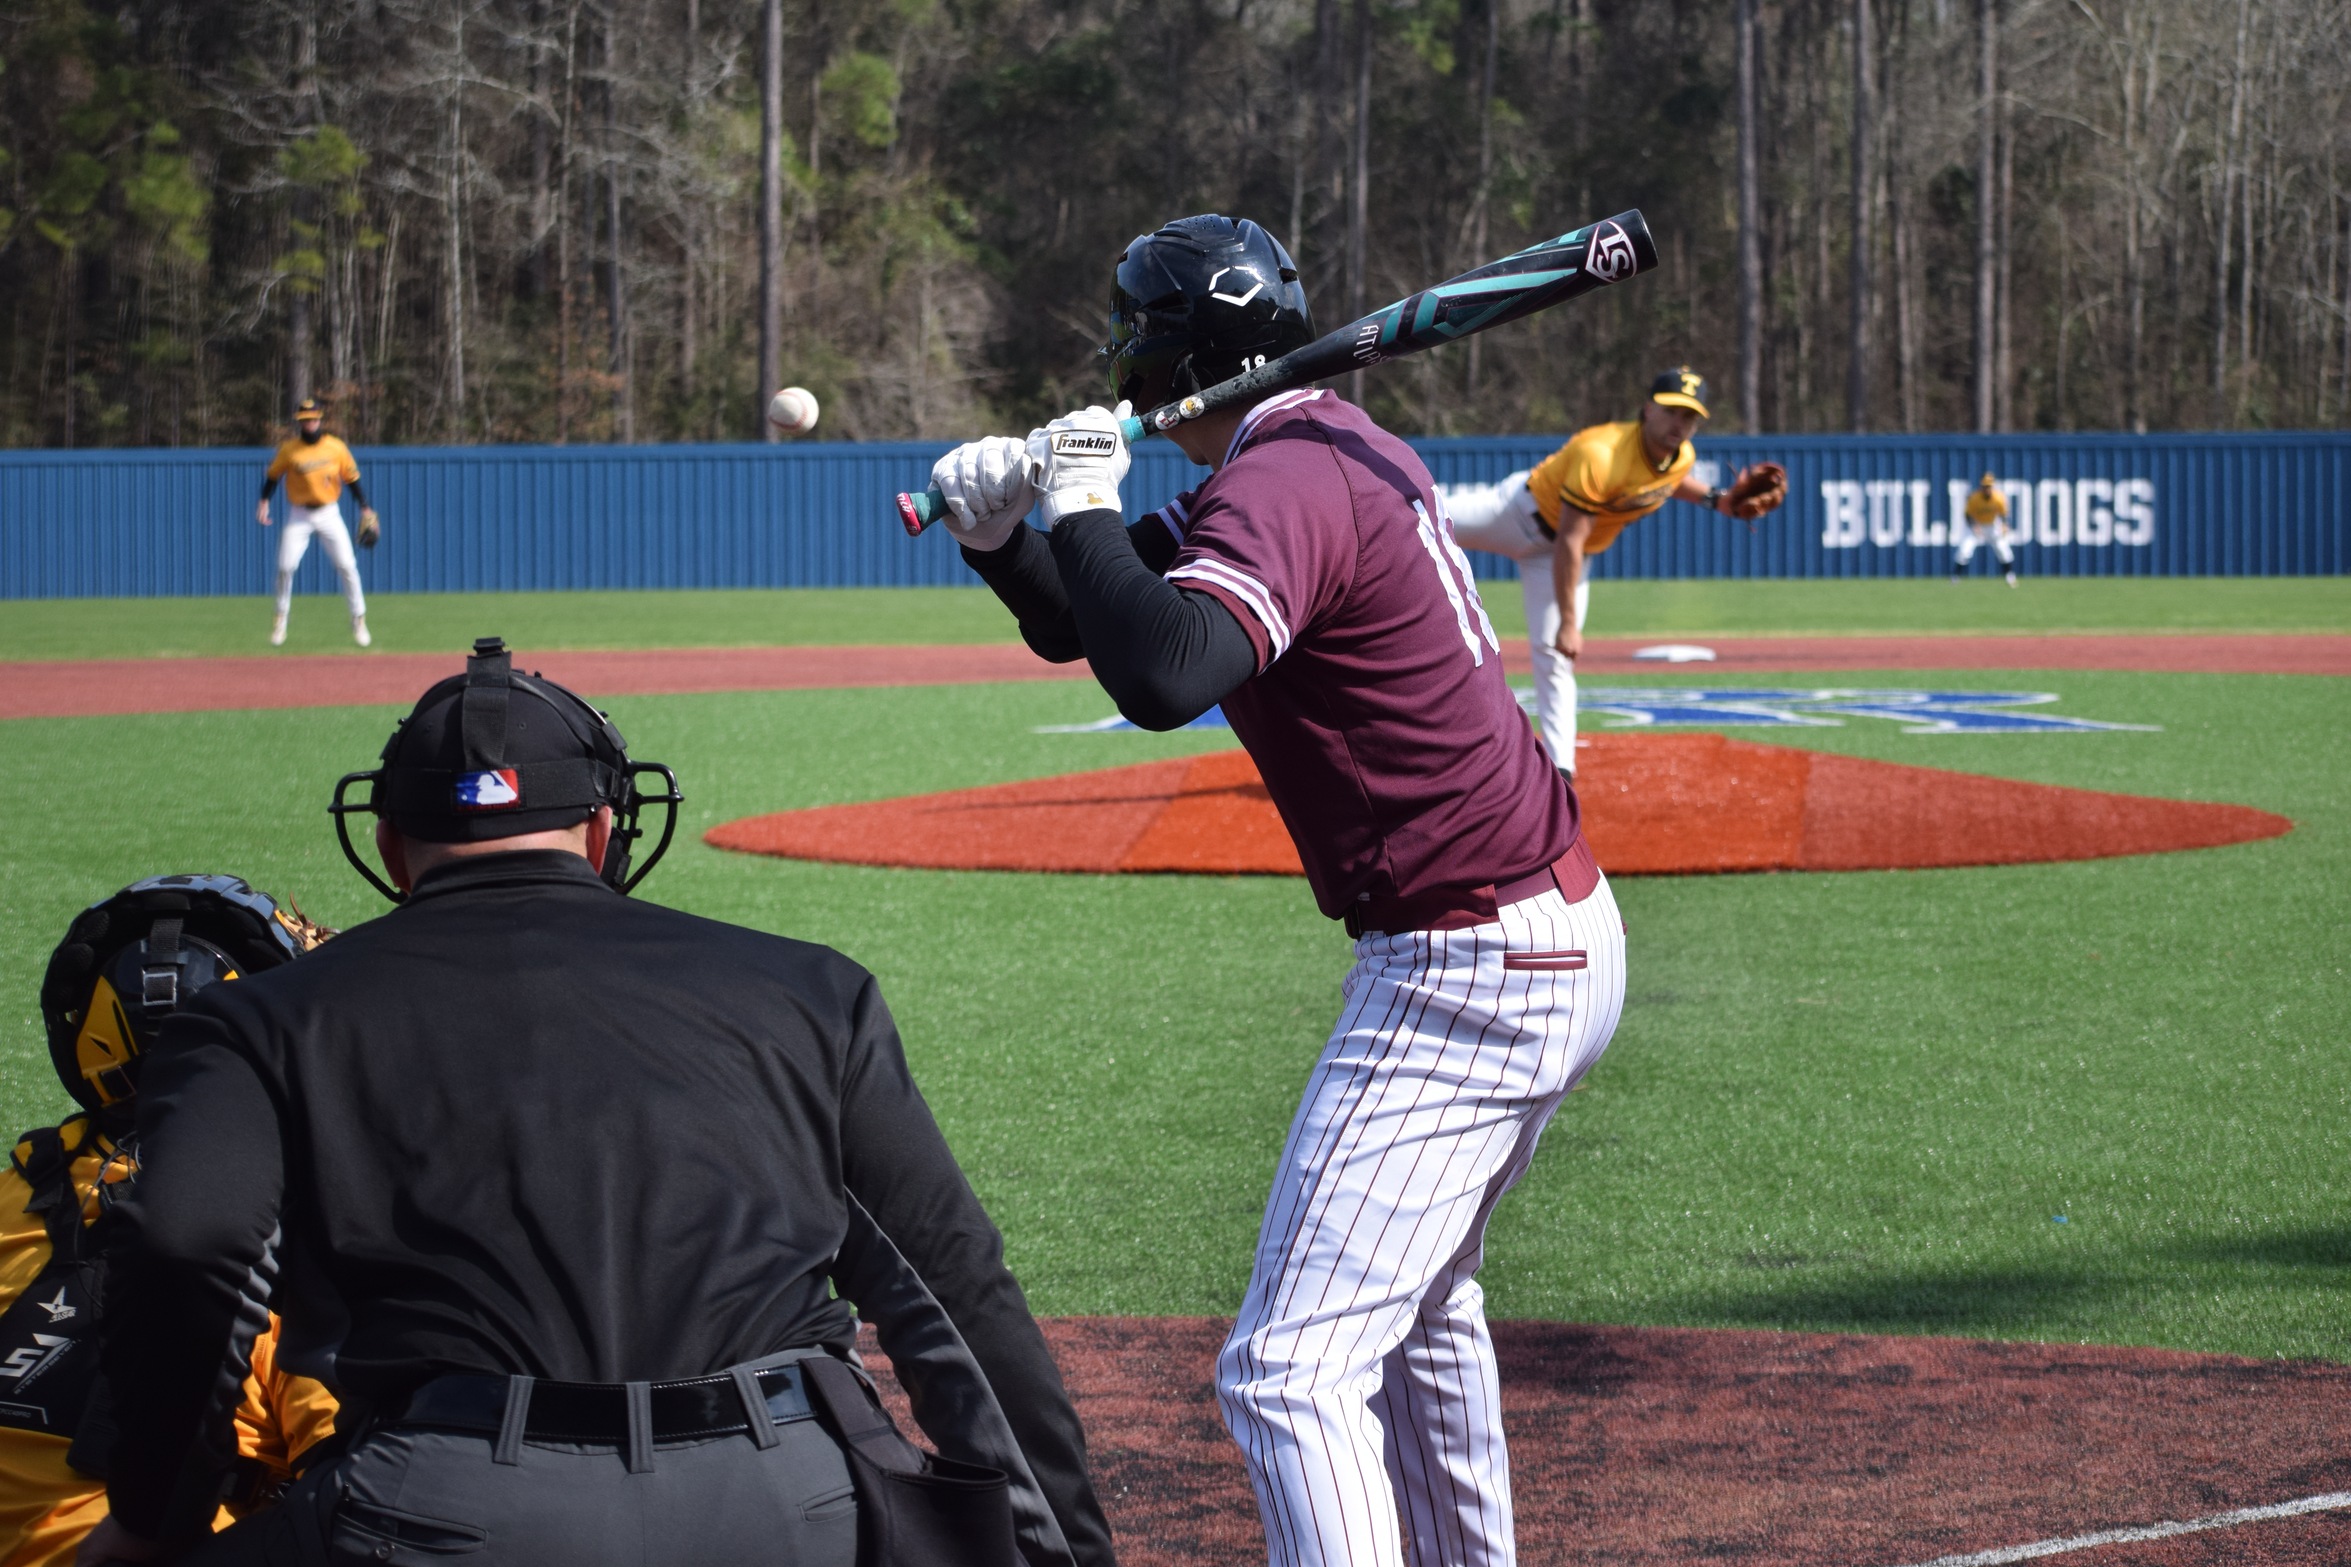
[1569,688,2157,735]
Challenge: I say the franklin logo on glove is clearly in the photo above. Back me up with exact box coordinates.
[1053,432,1121,457]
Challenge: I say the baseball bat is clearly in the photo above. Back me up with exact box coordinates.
[896,208,1660,535]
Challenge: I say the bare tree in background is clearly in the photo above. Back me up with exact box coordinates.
[757,0,783,440]
[1973,0,1997,433]
[1346,0,1370,407]
[1847,0,1873,430]
[1736,0,1762,431]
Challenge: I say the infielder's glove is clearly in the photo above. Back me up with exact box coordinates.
[1723,463,1788,520]
[356,508,381,548]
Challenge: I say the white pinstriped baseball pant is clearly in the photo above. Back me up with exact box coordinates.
[1217,873,1626,1567]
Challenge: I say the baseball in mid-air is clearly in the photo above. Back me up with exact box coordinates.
[767,386,820,434]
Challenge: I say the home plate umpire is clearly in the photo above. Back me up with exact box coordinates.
[84,639,1110,1567]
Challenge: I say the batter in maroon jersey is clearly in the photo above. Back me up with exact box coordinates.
[931,215,1628,1567]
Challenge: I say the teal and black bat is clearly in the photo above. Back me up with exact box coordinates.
[895,208,1659,535]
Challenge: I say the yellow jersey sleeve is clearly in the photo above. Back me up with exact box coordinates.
[265,441,297,482]
[0,1129,117,1567]
[1527,421,1695,553]
[226,1315,341,1517]
[1965,488,2009,524]
[273,437,356,507]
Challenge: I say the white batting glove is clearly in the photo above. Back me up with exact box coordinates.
[930,436,1039,552]
[1028,402,1132,527]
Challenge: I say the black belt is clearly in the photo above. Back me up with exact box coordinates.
[387,1362,816,1445]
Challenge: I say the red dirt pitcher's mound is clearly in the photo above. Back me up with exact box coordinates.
[707,734,2288,876]
[859,1318,2351,1567]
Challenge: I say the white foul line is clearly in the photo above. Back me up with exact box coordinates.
[1886,1490,2351,1567]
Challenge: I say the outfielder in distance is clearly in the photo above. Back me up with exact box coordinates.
[1443,369,1786,774]
[1953,470,2021,585]
[930,214,1627,1567]
[257,397,377,648]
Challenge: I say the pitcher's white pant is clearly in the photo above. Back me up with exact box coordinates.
[1951,523,2015,570]
[1441,474,1586,770]
[275,502,367,619]
[1217,873,1627,1567]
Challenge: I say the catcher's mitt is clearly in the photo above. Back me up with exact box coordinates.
[274,897,340,952]
[1724,462,1787,521]
[356,508,381,548]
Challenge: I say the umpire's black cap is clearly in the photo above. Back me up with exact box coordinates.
[374,638,631,843]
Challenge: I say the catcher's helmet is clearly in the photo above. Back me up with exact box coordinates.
[40,875,328,1131]
[330,637,682,902]
[1103,216,1315,411]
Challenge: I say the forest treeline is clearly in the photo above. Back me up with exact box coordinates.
[2,0,2347,448]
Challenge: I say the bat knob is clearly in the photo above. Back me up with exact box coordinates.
[896,491,934,536]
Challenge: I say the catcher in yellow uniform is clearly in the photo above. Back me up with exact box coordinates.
[1951,471,2020,585]
[3,878,337,1567]
[258,398,377,648]
[1444,368,1786,774]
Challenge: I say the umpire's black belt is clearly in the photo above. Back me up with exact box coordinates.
[387,1362,815,1446]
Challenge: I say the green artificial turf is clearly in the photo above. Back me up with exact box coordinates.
[1,576,2343,661]
[3,666,2343,1360]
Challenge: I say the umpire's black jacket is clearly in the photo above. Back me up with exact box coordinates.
[101,849,1111,1567]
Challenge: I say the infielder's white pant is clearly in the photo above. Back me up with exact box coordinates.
[1951,523,2016,570]
[1218,873,1627,1567]
[1441,474,1586,769]
[275,502,367,619]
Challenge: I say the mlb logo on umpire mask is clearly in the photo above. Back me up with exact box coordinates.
[454,768,523,810]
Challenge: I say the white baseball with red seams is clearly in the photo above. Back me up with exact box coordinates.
[766,386,820,433]
[1218,881,1626,1567]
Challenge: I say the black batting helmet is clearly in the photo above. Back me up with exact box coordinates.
[40,876,329,1131]
[1103,216,1316,411]
[330,637,682,902]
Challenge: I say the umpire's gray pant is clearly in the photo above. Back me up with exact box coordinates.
[190,1377,858,1566]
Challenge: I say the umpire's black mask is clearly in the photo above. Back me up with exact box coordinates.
[331,637,681,902]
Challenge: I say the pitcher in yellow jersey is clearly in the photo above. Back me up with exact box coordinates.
[1444,368,1776,774]
[257,399,374,648]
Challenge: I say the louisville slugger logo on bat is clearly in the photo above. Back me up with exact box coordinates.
[897,209,1658,534]
[1585,220,1639,283]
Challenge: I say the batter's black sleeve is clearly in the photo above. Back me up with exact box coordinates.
[348,478,368,509]
[1045,509,1257,731]
[836,978,1117,1567]
[100,1020,286,1545]
[258,477,279,501]
[961,516,1184,665]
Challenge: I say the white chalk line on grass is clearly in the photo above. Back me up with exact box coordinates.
[1887,1490,2351,1567]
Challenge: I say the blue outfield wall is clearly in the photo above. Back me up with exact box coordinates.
[0,430,2342,598]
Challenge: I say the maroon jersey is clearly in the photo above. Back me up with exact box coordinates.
[1150,389,1581,918]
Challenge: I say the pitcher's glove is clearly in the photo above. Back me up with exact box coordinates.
[1722,462,1787,520]
[356,508,382,548]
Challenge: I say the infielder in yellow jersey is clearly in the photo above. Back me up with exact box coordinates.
[1952,471,2020,585]
[257,398,375,647]
[1444,369,1786,775]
